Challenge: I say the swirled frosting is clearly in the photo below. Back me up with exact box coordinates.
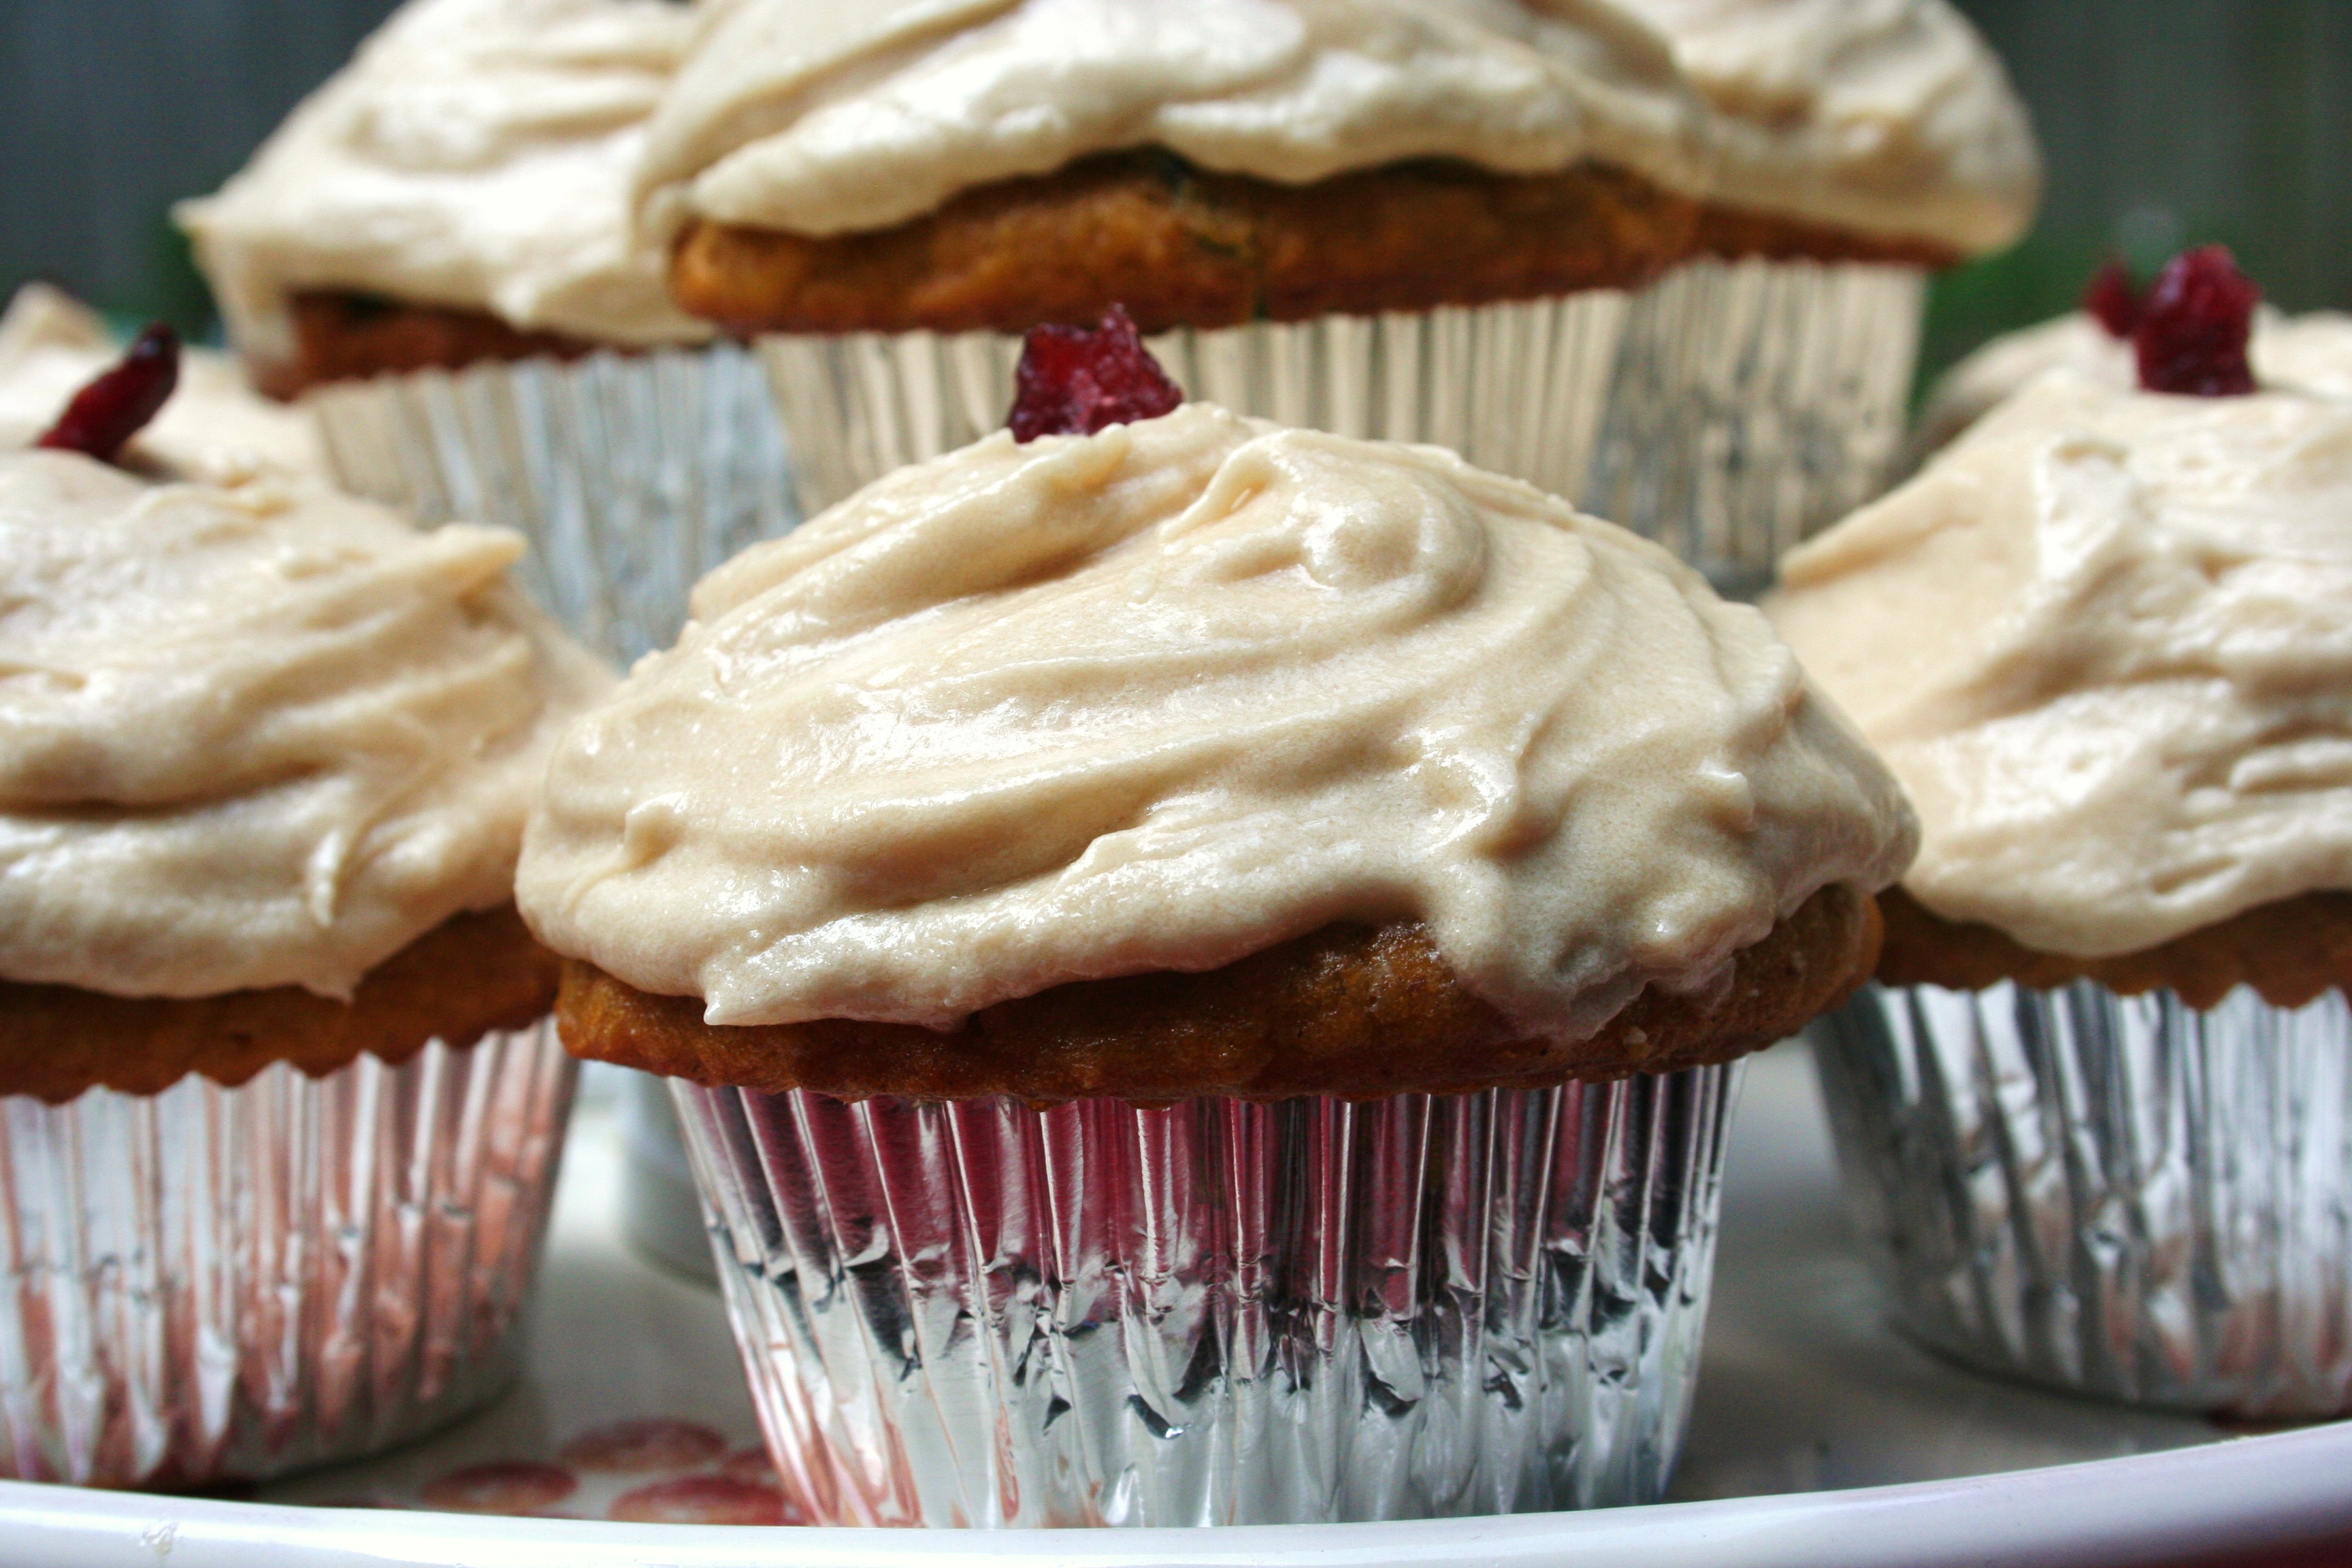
[0,285,326,486]
[1769,370,2352,958]
[636,0,2035,254]
[0,452,609,999]
[1918,306,2352,451]
[519,402,1912,1032]
[178,0,710,368]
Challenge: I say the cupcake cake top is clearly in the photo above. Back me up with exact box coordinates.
[519,399,1913,1039]
[178,0,710,367]
[634,0,2036,255]
[1769,367,2352,960]
[0,446,608,1000]
[0,285,325,485]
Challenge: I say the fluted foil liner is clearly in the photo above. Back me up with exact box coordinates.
[671,1065,1736,1528]
[1584,259,1925,596]
[1812,981,2352,1416]
[309,345,798,666]
[760,293,1629,521]
[0,1022,576,1486]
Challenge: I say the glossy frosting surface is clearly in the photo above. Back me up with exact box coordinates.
[1771,370,2352,957]
[0,452,608,998]
[0,285,326,485]
[520,403,1912,1032]
[179,0,710,365]
[637,0,2034,252]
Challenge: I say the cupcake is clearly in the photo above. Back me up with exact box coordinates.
[178,0,794,664]
[636,0,1723,515]
[1916,258,2352,453]
[1583,0,2041,591]
[1768,250,2352,1414]
[515,326,1915,1525]
[0,344,606,1485]
[639,0,2035,583]
[0,283,325,485]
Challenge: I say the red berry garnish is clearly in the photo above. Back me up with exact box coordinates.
[1006,305,1183,442]
[2134,245,2260,396]
[35,323,180,463]
[2082,260,2142,338]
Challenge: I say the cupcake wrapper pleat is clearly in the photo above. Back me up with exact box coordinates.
[1812,980,2352,1416]
[759,294,1631,527]
[308,344,800,666]
[670,1067,1737,1527]
[1586,259,1925,596]
[0,1021,575,1486]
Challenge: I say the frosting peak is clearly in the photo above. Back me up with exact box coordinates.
[1769,370,2352,956]
[0,452,609,998]
[519,403,1912,1034]
[638,0,2036,253]
[179,0,711,365]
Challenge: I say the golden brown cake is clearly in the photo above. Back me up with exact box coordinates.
[0,906,559,1105]
[259,291,607,399]
[559,886,1880,1102]
[668,152,1701,337]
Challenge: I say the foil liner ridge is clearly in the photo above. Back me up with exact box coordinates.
[0,1022,576,1486]
[1813,980,2352,1416]
[674,1066,1737,1527]
[760,294,1631,525]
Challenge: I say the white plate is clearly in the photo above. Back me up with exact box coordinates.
[5,1043,2349,1565]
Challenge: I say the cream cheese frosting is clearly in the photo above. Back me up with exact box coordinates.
[519,402,1913,1034]
[178,0,711,369]
[0,451,609,999]
[1917,306,2352,452]
[634,0,2035,255]
[0,285,327,486]
[1769,370,2352,958]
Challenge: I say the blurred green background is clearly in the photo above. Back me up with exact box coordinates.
[3,0,2346,390]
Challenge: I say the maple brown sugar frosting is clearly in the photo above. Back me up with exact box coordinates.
[519,403,1916,1097]
[0,449,608,1097]
[1769,370,2352,1002]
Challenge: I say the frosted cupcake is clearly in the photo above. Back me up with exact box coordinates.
[0,343,606,1485]
[1769,250,2352,1414]
[638,0,1712,517]
[517,324,1914,1525]
[638,0,2035,580]
[178,0,793,663]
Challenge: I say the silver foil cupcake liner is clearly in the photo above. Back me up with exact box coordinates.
[760,293,1629,521]
[0,1020,576,1486]
[309,344,799,666]
[1812,980,2352,1416]
[1583,259,1925,596]
[670,1064,1738,1528]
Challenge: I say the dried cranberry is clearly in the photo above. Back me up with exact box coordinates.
[1006,306,1183,442]
[2082,260,2142,338]
[35,323,180,463]
[2134,245,2260,396]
